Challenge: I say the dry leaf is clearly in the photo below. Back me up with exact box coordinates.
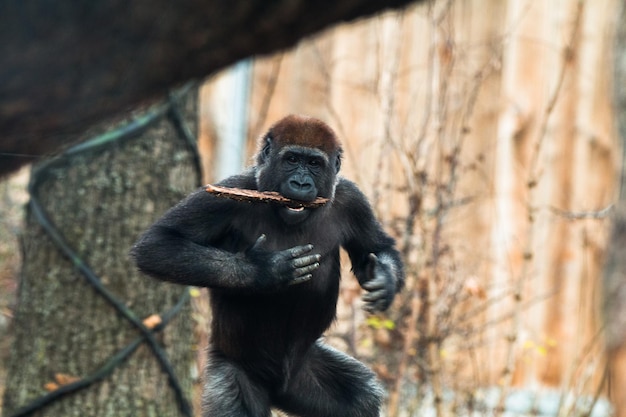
[45,372,81,391]
[55,373,80,386]
[44,382,60,392]
[143,314,162,329]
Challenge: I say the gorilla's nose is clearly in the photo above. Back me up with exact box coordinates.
[289,179,313,191]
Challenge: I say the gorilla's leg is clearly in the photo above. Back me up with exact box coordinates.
[202,351,271,417]
[275,340,385,417]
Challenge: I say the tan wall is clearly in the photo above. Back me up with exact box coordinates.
[199,0,619,412]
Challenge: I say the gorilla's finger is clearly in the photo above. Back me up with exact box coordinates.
[364,299,387,313]
[251,234,267,250]
[288,274,313,286]
[362,289,386,303]
[292,254,321,268]
[288,244,314,258]
[363,303,378,313]
[362,276,385,291]
[365,253,378,280]
[294,262,320,278]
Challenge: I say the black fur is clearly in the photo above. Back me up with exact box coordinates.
[132,116,404,417]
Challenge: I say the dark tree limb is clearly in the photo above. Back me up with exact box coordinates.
[0,0,421,178]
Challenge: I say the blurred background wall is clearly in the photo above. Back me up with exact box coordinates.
[199,0,620,415]
[0,0,621,416]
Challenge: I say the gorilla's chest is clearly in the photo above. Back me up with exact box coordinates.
[226,208,342,257]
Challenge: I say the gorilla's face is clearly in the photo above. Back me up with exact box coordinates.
[256,143,340,226]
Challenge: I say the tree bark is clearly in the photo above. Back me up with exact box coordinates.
[0,0,423,179]
[2,89,199,417]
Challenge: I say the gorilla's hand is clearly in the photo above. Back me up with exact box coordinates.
[246,234,321,290]
[361,253,397,312]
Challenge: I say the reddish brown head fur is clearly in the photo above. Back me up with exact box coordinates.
[264,114,342,155]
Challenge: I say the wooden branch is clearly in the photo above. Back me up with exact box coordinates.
[205,184,329,208]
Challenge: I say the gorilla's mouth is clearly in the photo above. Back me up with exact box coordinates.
[279,205,311,225]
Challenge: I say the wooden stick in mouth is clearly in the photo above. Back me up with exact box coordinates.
[204,184,329,208]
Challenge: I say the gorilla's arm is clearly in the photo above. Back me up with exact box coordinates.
[132,188,253,289]
[337,179,405,312]
[131,175,319,292]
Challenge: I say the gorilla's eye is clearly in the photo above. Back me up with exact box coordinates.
[308,158,320,167]
[286,154,298,164]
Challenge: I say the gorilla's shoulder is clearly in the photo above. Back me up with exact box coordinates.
[333,177,369,209]
[215,168,258,190]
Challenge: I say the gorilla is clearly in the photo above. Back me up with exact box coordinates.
[132,114,405,417]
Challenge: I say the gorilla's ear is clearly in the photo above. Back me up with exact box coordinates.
[334,152,342,174]
[259,134,273,165]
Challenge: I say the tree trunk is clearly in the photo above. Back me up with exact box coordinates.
[2,88,199,417]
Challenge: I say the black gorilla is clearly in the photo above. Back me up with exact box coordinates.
[132,114,405,417]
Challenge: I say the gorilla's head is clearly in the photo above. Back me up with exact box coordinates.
[255,115,342,225]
